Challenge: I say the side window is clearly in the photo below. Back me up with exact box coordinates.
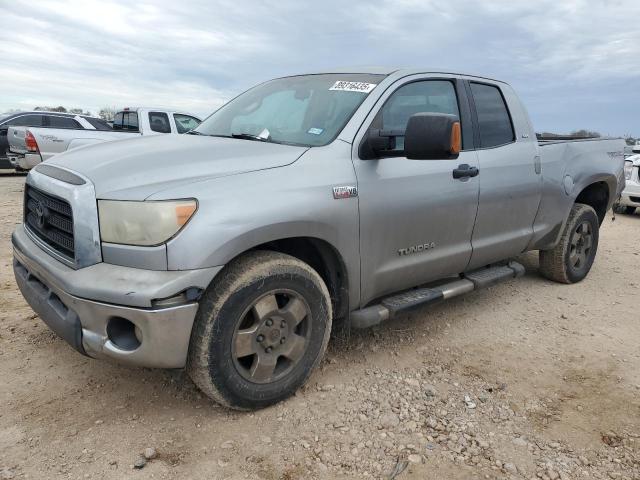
[470,83,515,148]
[373,80,460,152]
[173,114,201,134]
[149,112,171,133]
[84,117,112,131]
[112,112,124,130]
[7,115,44,127]
[112,112,139,132]
[48,116,81,129]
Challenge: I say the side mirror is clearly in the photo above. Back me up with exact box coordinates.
[358,128,397,160]
[404,113,461,160]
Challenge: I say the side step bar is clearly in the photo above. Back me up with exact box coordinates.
[350,261,525,329]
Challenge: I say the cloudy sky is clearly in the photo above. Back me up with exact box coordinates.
[0,0,638,136]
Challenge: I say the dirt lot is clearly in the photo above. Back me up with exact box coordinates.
[1,173,639,480]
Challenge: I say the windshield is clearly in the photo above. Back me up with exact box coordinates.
[195,74,385,147]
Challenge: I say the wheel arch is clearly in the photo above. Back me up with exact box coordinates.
[254,237,350,321]
[574,180,610,225]
[218,236,350,322]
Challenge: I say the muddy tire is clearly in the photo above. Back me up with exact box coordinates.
[539,203,599,284]
[187,250,332,410]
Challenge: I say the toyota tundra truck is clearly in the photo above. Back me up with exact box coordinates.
[12,68,626,410]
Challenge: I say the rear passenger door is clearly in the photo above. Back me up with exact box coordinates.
[465,81,541,269]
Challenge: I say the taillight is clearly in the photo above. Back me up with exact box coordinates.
[25,130,39,153]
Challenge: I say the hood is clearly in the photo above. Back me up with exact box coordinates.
[48,134,308,199]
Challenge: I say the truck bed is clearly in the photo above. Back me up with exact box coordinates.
[8,126,138,168]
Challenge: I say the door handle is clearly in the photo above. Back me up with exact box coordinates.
[452,164,479,179]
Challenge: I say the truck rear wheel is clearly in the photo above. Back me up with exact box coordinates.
[187,251,332,410]
[539,203,599,284]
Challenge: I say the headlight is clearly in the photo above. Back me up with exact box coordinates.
[624,161,633,180]
[98,199,197,246]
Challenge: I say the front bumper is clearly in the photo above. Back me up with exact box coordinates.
[12,225,223,368]
[620,180,640,208]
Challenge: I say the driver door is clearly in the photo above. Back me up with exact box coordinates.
[352,77,480,306]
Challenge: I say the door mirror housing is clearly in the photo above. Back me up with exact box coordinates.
[358,128,397,160]
[359,112,461,160]
[404,113,461,160]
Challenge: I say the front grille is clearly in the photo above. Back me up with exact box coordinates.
[24,185,75,260]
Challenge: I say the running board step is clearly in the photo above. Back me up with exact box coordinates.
[350,261,525,329]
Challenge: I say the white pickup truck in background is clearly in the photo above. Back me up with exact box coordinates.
[8,107,202,170]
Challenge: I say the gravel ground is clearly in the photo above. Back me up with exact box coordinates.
[1,174,639,480]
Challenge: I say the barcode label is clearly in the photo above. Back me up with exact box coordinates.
[329,81,377,93]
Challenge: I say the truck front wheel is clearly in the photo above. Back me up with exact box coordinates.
[539,203,600,284]
[187,251,332,410]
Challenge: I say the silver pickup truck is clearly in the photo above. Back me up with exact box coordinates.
[8,107,201,170]
[12,68,625,410]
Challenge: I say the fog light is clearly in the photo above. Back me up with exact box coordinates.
[107,317,142,351]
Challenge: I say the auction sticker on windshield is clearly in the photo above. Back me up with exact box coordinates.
[329,81,377,93]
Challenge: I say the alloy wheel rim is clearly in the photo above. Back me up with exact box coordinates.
[569,220,593,269]
[231,289,311,384]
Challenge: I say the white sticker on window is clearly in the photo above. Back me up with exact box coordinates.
[307,127,324,135]
[329,81,377,93]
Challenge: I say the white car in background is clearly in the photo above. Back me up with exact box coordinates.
[8,107,202,170]
[619,146,640,214]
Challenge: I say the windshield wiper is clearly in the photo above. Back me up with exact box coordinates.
[231,128,271,142]
[192,133,236,139]
[231,133,268,142]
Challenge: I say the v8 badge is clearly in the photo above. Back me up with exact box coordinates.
[332,185,358,199]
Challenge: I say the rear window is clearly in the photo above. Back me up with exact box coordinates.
[48,116,82,129]
[112,111,139,132]
[85,117,112,131]
[173,114,201,134]
[149,112,171,133]
[470,83,515,148]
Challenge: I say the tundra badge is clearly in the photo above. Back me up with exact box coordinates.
[398,242,436,256]
[333,186,358,199]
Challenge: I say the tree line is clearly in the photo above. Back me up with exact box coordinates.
[29,106,118,121]
[538,130,637,145]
